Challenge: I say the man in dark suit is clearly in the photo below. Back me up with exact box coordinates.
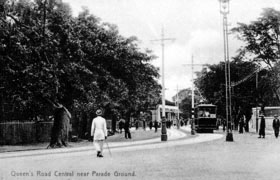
[273,115,280,138]
[154,121,158,133]
[258,115,266,138]
[124,119,131,139]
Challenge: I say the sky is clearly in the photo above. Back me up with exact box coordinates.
[63,0,279,101]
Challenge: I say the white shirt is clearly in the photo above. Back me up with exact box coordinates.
[91,116,108,140]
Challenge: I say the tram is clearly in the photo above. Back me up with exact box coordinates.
[194,104,217,133]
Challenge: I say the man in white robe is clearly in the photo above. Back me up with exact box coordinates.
[91,109,107,157]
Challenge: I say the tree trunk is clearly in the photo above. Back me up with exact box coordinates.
[48,106,71,148]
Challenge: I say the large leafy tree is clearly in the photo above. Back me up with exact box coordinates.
[0,0,161,145]
[194,60,259,129]
[232,8,280,107]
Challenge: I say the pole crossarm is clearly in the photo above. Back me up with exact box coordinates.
[151,38,175,42]
[183,64,208,66]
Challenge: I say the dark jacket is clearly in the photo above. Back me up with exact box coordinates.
[273,118,280,130]
[260,117,266,129]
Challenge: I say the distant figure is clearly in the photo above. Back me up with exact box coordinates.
[166,119,170,128]
[135,119,139,130]
[143,120,146,131]
[149,121,153,130]
[239,116,244,134]
[124,119,131,139]
[272,115,280,138]
[176,118,180,129]
[222,118,226,132]
[118,119,125,133]
[258,115,266,138]
[154,121,158,133]
[91,109,107,158]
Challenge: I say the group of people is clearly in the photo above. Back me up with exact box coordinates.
[257,114,279,139]
[166,118,187,129]
[117,118,131,139]
[149,120,159,132]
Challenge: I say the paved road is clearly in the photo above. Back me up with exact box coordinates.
[1,127,279,180]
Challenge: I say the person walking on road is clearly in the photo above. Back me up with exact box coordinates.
[239,115,244,134]
[124,119,131,139]
[149,121,153,130]
[154,120,158,133]
[272,114,280,138]
[143,119,146,131]
[118,119,124,133]
[91,109,107,158]
[135,119,139,130]
[258,115,266,138]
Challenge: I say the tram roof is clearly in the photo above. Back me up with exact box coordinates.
[195,104,216,108]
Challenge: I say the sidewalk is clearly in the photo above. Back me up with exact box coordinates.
[0,127,154,153]
[0,127,188,158]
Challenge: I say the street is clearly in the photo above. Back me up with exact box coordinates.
[0,127,279,180]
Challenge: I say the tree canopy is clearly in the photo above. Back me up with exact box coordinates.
[0,0,161,121]
[232,8,280,104]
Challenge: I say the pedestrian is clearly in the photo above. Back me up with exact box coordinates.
[239,116,244,134]
[91,109,107,158]
[118,119,124,133]
[135,119,139,130]
[154,120,158,133]
[272,114,280,138]
[176,118,180,129]
[149,121,153,130]
[124,119,131,139]
[222,118,226,132]
[258,115,266,138]
[143,119,146,131]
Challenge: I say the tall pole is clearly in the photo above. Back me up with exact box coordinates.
[225,14,233,132]
[151,26,175,141]
[183,57,207,135]
[191,55,194,110]
[177,85,180,119]
[176,85,180,129]
[161,28,166,120]
[256,69,259,133]
[219,0,233,141]
[223,15,229,135]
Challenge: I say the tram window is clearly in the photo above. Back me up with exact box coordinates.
[197,107,215,117]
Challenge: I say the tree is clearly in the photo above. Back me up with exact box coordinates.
[232,8,280,106]
[0,0,161,145]
[194,59,259,129]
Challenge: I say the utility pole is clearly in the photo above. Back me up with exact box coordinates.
[183,55,208,108]
[183,55,207,135]
[256,68,259,133]
[177,85,180,119]
[176,85,180,129]
[151,26,175,141]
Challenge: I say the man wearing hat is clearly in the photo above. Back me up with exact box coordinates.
[272,114,280,138]
[91,109,107,157]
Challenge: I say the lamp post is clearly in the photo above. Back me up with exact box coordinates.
[151,27,175,141]
[219,0,233,141]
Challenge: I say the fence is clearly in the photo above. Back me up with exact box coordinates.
[0,121,53,145]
